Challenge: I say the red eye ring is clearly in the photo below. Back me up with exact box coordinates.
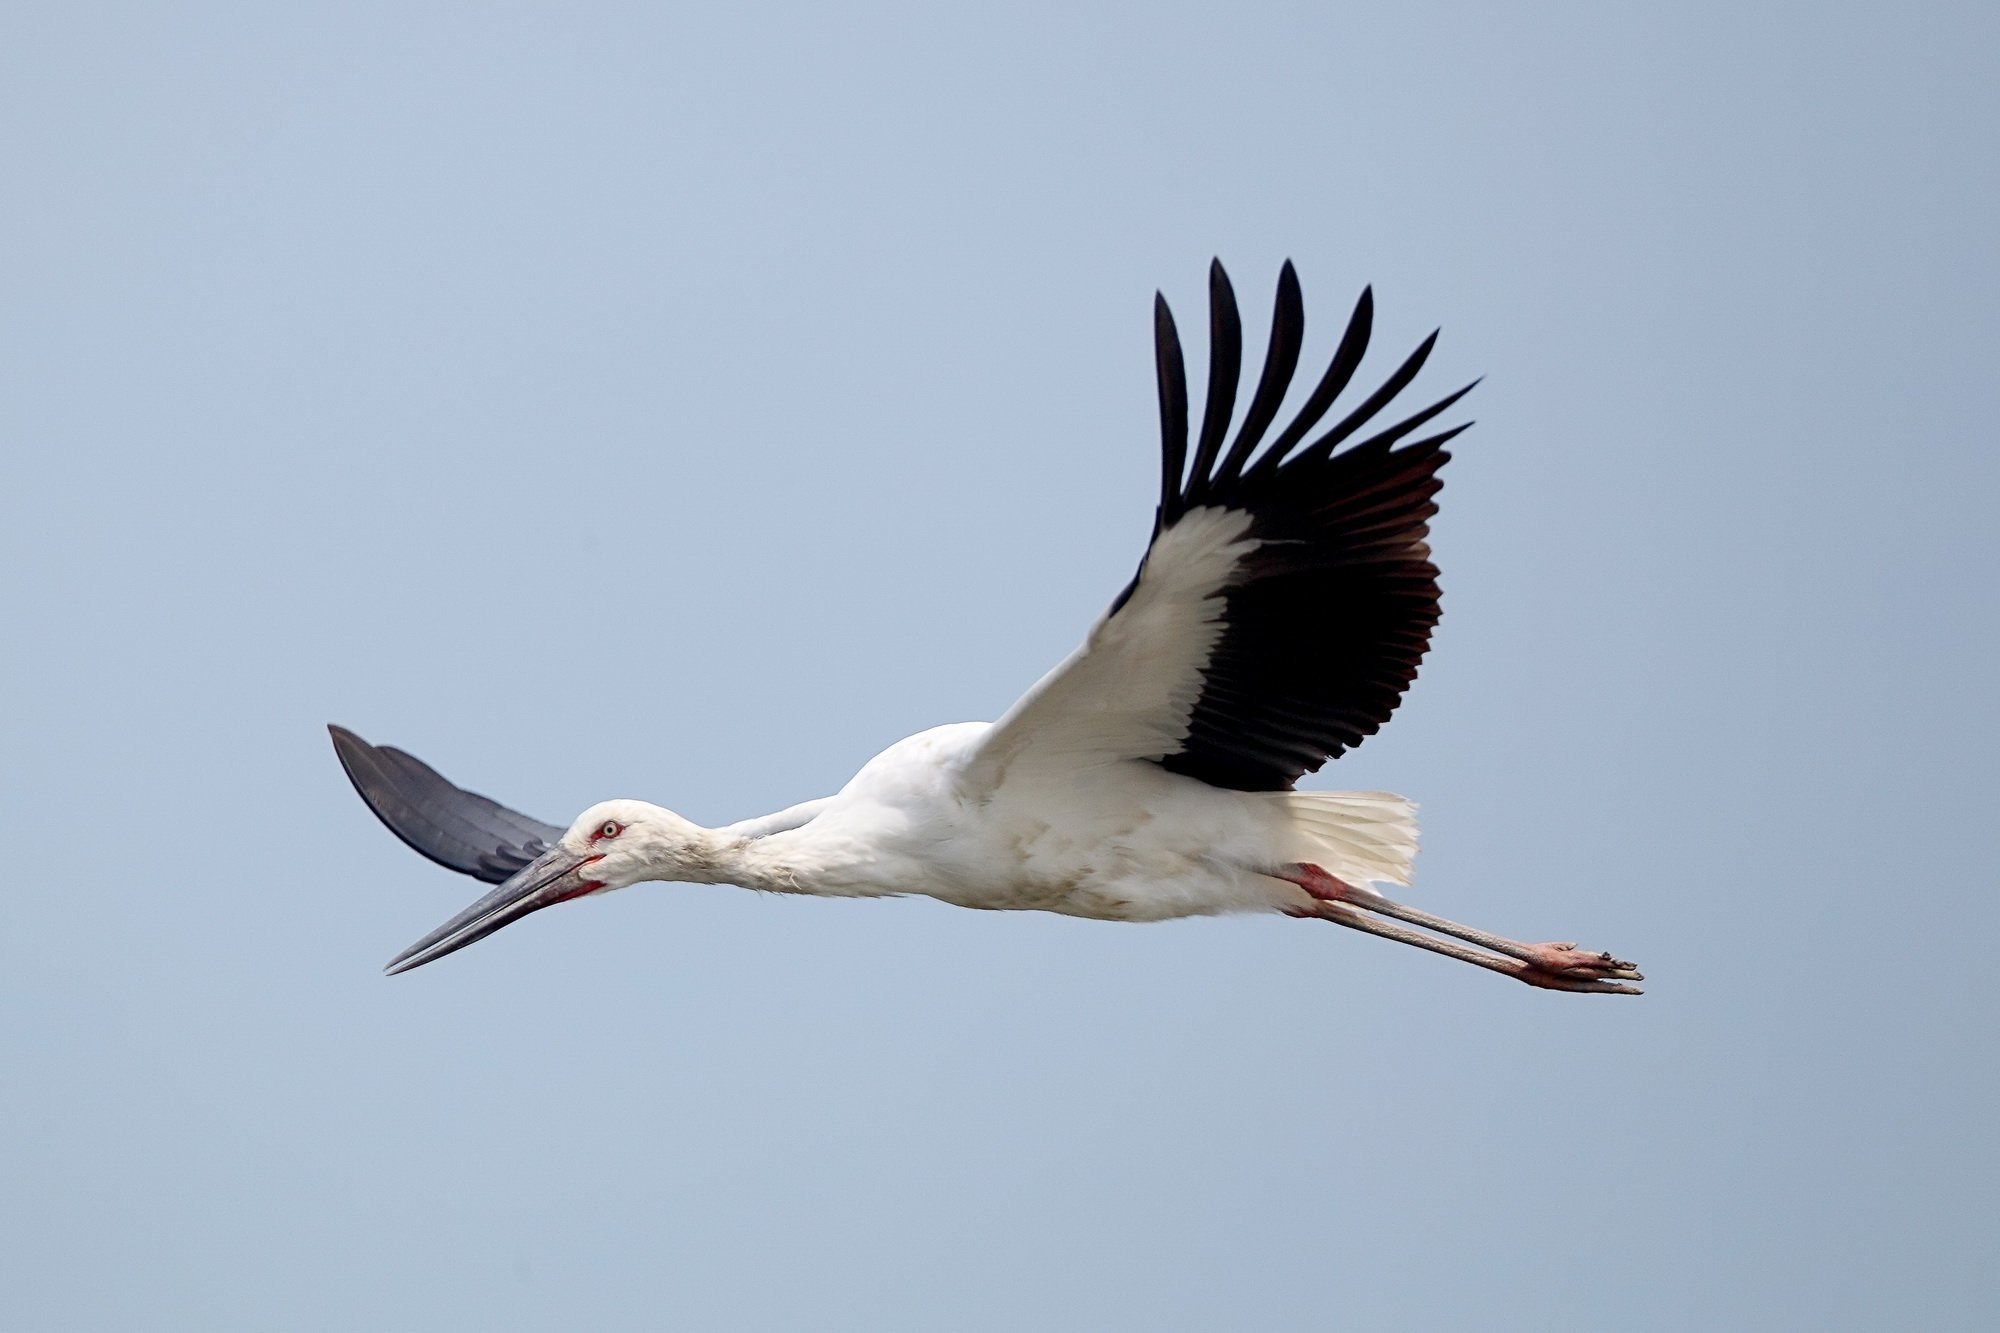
[598,820,622,840]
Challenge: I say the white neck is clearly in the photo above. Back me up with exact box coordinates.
[628,818,824,897]
[583,800,876,900]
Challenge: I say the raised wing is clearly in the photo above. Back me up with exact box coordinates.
[328,725,564,884]
[967,260,1470,795]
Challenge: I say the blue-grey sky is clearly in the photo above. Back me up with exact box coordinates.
[4,3,1996,1329]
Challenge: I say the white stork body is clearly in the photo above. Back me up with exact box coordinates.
[331,260,1640,993]
[712,722,1412,922]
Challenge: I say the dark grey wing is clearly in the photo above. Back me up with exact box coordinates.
[328,725,565,884]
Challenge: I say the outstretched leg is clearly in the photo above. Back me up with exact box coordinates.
[1279,863,1643,995]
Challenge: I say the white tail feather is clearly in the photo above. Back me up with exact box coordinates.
[1273,790,1419,889]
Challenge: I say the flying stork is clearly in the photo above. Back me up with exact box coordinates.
[331,261,1641,994]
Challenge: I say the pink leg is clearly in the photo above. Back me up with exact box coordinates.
[1280,864,1643,995]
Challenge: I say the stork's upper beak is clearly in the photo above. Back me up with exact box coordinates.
[385,842,605,975]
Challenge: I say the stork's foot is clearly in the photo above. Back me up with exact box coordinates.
[1278,862,1644,995]
[1515,944,1645,995]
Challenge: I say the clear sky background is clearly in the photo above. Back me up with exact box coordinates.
[3,4,1996,1329]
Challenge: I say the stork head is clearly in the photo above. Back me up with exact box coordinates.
[383,799,715,975]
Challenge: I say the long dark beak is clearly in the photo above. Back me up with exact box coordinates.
[385,843,604,976]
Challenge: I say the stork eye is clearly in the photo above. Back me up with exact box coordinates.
[598,820,623,840]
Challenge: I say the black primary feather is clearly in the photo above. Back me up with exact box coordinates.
[1152,293,1190,529]
[1184,259,1243,506]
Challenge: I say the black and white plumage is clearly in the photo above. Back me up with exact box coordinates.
[333,261,1640,993]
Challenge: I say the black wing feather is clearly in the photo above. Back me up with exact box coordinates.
[1184,259,1242,507]
[328,725,563,884]
[1144,262,1474,793]
[1286,329,1440,470]
[1152,294,1189,531]
[1214,260,1305,486]
[1245,284,1374,480]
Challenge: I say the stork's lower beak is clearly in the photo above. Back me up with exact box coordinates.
[385,843,604,976]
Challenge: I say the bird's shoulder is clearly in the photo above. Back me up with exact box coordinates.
[836,721,993,804]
